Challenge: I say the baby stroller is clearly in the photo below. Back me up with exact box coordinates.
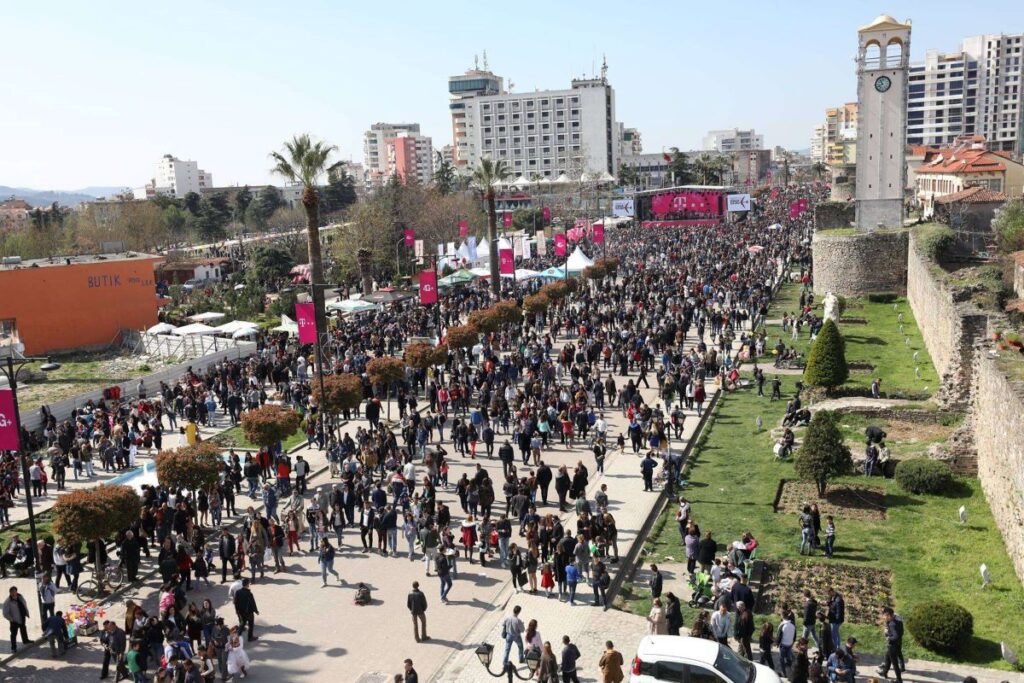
[688,571,714,608]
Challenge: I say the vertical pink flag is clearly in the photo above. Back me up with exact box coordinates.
[0,390,19,450]
[295,303,317,344]
[593,224,605,244]
[419,269,438,305]
[499,249,514,275]
[771,188,779,199]
[542,206,551,222]
[458,219,468,238]
[503,212,512,228]
[554,234,567,257]
[404,228,415,247]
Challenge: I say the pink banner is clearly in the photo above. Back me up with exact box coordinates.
[554,234,567,257]
[650,191,722,217]
[295,302,317,344]
[0,390,19,450]
[499,249,514,275]
[458,219,468,238]
[542,207,550,222]
[419,269,438,305]
[593,224,605,244]
[770,188,779,199]
[502,212,512,228]
[403,228,415,247]
[640,219,721,229]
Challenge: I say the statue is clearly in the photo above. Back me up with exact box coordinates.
[823,291,841,322]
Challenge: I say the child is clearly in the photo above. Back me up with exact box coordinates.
[616,433,626,454]
[824,515,836,558]
[438,459,449,489]
[540,563,555,598]
[758,621,775,670]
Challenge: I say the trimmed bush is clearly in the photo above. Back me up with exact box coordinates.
[906,601,973,654]
[803,319,849,391]
[867,292,899,303]
[53,485,141,543]
[240,404,302,450]
[895,458,953,494]
[313,373,364,413]
[156,442,224,492]
[445,324,479,349]
[794,410,853,497]
[366,356,406,386]
[916,224,956,261]
[523,292,551,315]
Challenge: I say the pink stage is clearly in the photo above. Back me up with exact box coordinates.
[641,219,722,228]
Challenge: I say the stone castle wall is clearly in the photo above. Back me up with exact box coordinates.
[812,229,908,297]
[813,201,856,231]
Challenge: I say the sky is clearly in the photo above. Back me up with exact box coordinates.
[2,0,1022,191]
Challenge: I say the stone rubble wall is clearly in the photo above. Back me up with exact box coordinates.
[812,229,908,297]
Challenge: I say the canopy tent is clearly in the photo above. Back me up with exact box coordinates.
[747,245,765,253]
[272,314,298,335]
[232,327,259,339]
[553,173,571,184]
[233,284,247,290]
[327,298,381,314]
[187,311,226,323]
[361,288,413,304]
[539,266,567,279]
[146,323,177,335]
[173,323,218,336]
[214,320,261,335]
[514,268,542,280]
[566,246,595,273]
[511,175,531,188]
[597,171,616,184]
[469,267,492,278]
[438,269,478,287]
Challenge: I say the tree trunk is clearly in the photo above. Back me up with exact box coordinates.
[817,479,828,498]
[486,190,500,298]
[302,186,326,364]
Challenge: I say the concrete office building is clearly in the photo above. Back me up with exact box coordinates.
[702,128,764,153]
[134,154,212,199]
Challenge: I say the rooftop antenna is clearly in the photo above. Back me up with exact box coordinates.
[483,50,488,70]
[601,54,608,81]
[473,54,479,70]
[509,80,515,92]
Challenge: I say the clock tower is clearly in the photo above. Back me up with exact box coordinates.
[855,14,911,229]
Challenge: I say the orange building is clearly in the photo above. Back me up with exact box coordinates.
[0,253,163,354]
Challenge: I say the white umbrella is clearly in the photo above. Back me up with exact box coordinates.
[215,320,261,335]
[327,299,380,314]
[188,311,226,323]
[146,323,176,335]
[173,323,218,336]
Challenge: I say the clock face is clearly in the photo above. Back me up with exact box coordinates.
[875,76,892,93]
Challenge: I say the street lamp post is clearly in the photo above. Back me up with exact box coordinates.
[1,355,61,632]
[475,642,541,683]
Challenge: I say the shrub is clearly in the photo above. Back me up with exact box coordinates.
[583,264,607,280]
[366,356,406,386]
[490,300,523,326]
[794,410,852,496]
[906,601,973,654]
[596,256,620,274]
[523,292,551,315]
[404,343,447,370]
[467,308,501,333]
[895,458,953,494]
[993,198,1024,254]
[867,292,899,303]
[53,485,141,543]
[240,404,302,449]
[156,442,223,492]
[917,224,956,261]
[541,280,571,301]
[312,373,364,413]
[803,319,849,391]
[445,324,479,349]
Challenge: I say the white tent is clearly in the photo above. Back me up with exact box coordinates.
[514,268,542,280]
[597,171,616,183]
[272,314,298,335]
[553,173,571,184]
[188,311,226,323]
[512,175,531,188]
[215,320,260,335]
[580,172,594,183]
[231,327,259,339]
[566,246,595,273]
[469,267,492,278]
[327,298,381,314]
[173,323,218,336]
[537,177,552,186]
[146,323,176,335]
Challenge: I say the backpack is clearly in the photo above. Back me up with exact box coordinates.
[354,583,372,605]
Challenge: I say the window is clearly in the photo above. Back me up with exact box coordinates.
[687,665,723,683]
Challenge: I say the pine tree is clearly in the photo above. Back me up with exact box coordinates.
[794,410,852,497]
[803,319,849,392]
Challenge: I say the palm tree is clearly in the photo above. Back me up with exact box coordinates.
[270,133,340,341]
[693,153,717,185]
[811,162,828,181]
[472,157,511,297]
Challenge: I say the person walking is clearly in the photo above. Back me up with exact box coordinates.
[38,573,57,621]
[560,635,581,683]
[648,564,663,600]
[318,538,342,587]
[598,640,624,683]
[436,550,453,603]
[710,603,731,644]
[536,642,559,683]
[233,578,259,642]
[778,610,797,676]
[98,619,127,680]
[801,590,819,647]
[647,598,667,635]
[734,601,755,659]
[877,607,904,682]
[500,605,526,668]
[827,587,845,649]
[407,581,429,642]
[3,586,30,653]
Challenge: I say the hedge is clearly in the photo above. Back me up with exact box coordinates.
[895,458,953,494]
[906,601,973,654]
[367,356,406,385]
[867,292,899,303]
[445,324,479,349]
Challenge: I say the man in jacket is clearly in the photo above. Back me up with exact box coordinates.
[233,578,259,641]
[598,640,624,683]
[535,462,552,506]
[120,530,142,582]
[734,602,755,659]
[407,581,429,642]
[827,587,845,649]
[877,607,903,682]
[500,605,525,667]
[3,586,30,652]
[498,441,515,479]
[218,528,237,583]
[731,574,755,614]
[38,572,57,621]
[561,635,581,683]
[801,590,819,647]
[648,564,663,600]
[99,619,126,679]
[710,603,731,645]
[697,532,717,573]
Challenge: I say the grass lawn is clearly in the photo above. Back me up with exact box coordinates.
[211,424,308,452]
[15,349,160,414]
[0,508,57,554]
[761,283,939,398]
[626,375,1024,670]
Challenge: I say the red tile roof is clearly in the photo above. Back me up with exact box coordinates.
[0,199,32,211]
[918,147,1006,175]
[933,186,1007,204]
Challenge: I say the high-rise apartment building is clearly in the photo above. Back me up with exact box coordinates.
[810,123,827,162]
[702,128,764,153]
[135,154,212,199]
[364,123,424,186]
[386,131,433,185]
[908,33,1023,155]
[449,59,619,178]
[617,124,642,160]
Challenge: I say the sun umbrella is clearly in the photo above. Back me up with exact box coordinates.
[438,269,478,287]
[146,323,177,335]
[361,288,413,304]
[215,320,261,335]
[327,298,381,314]
[232,327,259,339]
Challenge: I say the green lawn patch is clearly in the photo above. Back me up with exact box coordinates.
[211,424,308,452]
[631,376,1024,670]
[760,283,939,398]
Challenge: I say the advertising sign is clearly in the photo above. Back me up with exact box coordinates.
[726,194,751,212]
[458,219,468,238]
[593,224,605,244]
[554,234,567,257]
[295,303,317,344]
[419,269,438,305]
[403,228,415,247]
[0,391,19,450]
[499,249,514,275]
[611,199,634,217]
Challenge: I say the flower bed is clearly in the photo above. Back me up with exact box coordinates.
[773,479,887,521]
[757,559,893,624]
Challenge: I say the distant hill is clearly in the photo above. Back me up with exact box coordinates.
[0,185,130,208]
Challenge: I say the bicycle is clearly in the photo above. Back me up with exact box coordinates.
[75,560,125,602]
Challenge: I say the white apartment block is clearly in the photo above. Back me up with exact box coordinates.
[141,154,212,198]
[908,33,1023,154]
[363,122,422,186]
[810,123,827,162]
[702,128,764,153]
[448,67,505,170]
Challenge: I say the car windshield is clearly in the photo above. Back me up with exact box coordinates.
[715,644,755,683]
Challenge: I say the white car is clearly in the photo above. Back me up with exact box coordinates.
[629,635,782,683]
